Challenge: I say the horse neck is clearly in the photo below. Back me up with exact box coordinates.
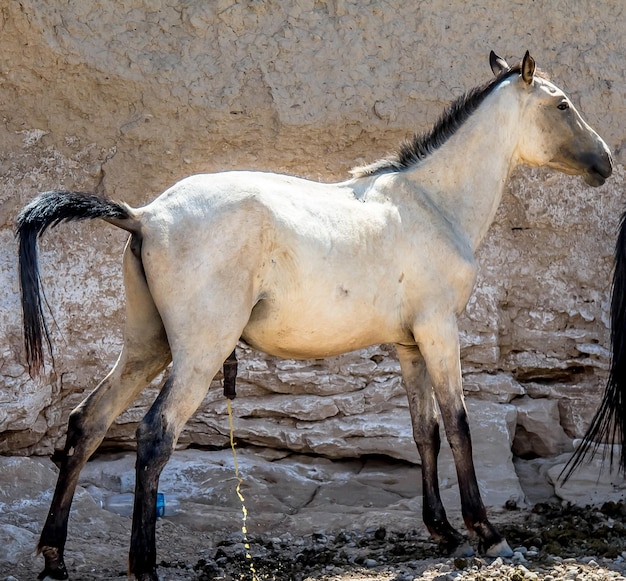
[402,91,521,250]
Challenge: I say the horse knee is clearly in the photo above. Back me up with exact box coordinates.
[441,407,472,453]
[413,416,441,455]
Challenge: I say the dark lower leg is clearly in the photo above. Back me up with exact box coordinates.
[418,424,469,555]
[38,409,107,579]
[444,407,508,554]
[129,386,175,580]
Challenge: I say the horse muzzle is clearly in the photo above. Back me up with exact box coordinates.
[582,151,613,187]
[551,145,614,188]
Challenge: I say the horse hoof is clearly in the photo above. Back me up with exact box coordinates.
[38,545,69,580]
[485,538,514,558]
[135,572,160,581]
[38,571,69,581]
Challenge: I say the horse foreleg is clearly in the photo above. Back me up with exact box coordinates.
[414,318,513,558]
[397,344,471,557]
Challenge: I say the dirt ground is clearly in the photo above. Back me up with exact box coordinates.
[5,502,626,580]
[3,452,626,581]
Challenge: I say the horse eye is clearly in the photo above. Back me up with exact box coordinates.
[557,102,569,111]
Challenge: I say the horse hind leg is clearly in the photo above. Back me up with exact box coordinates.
[37,239,172,580]
[128,343,241,581]
[127,285,253,579]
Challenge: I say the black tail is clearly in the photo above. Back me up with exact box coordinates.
[561,211,626,482]
[16,191,135,377]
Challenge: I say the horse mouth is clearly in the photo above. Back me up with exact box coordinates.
[584,171,606,187]
[583,164,612,187]
[553,149,613,188]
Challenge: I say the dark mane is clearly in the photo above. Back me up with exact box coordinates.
[352,64,527,178]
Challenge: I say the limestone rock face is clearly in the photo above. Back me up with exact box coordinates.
[548,444,626,506]
[512,396,572,458]
[1,1,626,503]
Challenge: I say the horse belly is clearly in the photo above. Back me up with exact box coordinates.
[241,295,404,359]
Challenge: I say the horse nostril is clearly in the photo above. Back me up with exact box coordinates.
[587,151,613,180]
[597,159,613,179]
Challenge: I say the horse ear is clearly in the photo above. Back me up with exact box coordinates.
[489,51,510,76]
[521,50,536,85]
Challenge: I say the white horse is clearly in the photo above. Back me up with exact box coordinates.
[17,51,612,581]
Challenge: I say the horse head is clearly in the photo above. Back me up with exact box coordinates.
[492,51,613,187]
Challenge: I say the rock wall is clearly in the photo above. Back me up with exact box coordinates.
[1,1,626,496]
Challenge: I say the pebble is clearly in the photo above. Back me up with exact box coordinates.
[364,558,378,568]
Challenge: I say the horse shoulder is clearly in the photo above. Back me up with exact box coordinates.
[379,178,478,320]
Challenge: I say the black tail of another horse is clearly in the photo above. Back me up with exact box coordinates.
[562,211,626,482]
[16,191,136,377]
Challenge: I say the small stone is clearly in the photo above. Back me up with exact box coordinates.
[364,558,378,568]
[453,557,468,569]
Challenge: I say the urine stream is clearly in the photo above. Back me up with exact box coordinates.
[227,399,259,580]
